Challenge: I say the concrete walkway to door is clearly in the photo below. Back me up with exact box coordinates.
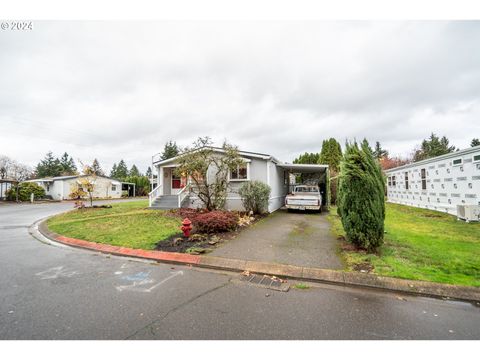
[210,209,344,270]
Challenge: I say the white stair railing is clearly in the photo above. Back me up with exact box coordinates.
[148,184,163,207]
[177,184,190,208]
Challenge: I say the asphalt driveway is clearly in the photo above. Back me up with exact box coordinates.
[211,209,344,269]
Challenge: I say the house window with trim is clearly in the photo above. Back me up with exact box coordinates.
[421,168,427,190]
[405,172,409,190]
[112,185,117,191]
[230,164,249,181]
[452,159,462,166]
[388,177,392,187]
[392,176,396,187]
[172,174,186,189]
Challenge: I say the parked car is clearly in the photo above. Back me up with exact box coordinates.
[285,185,322,212]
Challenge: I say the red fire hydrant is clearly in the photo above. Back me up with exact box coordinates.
[181,218,192,238]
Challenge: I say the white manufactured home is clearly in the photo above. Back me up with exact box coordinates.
[149,147,329,212]
[25,175,123,201]
[385,145,480,215]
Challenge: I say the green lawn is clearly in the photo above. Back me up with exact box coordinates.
[327,203,480,287]
[47,200,182,250]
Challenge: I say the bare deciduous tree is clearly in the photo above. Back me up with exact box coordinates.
[174,137,244,211]
[9,161,32,202]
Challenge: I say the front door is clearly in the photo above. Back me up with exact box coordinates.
[163,168,172,195]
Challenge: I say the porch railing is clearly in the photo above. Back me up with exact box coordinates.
[177,184,190,208]
[148,184,163,207]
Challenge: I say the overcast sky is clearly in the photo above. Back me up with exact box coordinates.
[1,21,479,173]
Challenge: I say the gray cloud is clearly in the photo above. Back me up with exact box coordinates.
[1,21,479,173]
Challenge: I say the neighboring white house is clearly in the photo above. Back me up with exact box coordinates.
[385,145,480,215]
[25,175,123,200]
[149,147,329,212]
[0,179,15,200]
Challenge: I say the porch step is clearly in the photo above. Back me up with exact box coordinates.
[150,194,188,209]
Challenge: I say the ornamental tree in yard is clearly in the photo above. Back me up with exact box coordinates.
[319,138,343,205]
[174,137,244,211]
[337,141,385,251]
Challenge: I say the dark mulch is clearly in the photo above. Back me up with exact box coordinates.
[76,205,112,210]
[352,262,374,273]
[337,235,375,273]
[155,233,223,254]
[157,208,265,253]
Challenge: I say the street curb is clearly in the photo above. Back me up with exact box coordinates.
[36,220,480,303]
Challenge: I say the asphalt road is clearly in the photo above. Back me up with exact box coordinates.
[0,201,479,340]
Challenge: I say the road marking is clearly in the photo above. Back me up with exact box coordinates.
[35,266,79,280]
[116,271,184,293]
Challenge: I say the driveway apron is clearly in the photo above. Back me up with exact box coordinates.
[211,209,344,269]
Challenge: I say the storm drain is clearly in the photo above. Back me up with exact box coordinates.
[239,273,290,292]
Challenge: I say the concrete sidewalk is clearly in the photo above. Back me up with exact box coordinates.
[211,209,344,269]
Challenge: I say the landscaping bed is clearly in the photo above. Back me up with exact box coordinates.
[327,203,480,287]
[46,200,262,253]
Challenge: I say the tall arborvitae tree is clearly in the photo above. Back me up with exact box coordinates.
[373,141,389,160]
[161,140,179,160]
[90,159,104,176]
[115,160,129,180]
[129,164,141,177]
[337,141,385,251]
[413,133,456,161]
[35,151,63,177]
[319,138,342,172]
[361,138,374,155]
[319,138,343,205]
[471,138,480,147]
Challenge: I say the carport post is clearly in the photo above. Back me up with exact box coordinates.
[326,167,331,210]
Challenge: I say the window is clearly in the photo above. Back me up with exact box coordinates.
[172,174,186,189]
[452,159,462,166]
[405,172,409,190]
[112,185,117,191]
[388,177,392,187]
[230,164,249,181]
[46,185,50,191]
[473,154,480,163]
[392,176,396,186]
[421,168,427,190]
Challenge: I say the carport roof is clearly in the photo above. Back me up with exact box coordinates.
[277,163,328,172]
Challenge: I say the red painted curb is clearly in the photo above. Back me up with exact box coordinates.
[54,235,201,265]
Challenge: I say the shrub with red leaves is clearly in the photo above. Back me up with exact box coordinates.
[192,211,239,233]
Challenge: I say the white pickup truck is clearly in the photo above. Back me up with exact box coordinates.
[285,185,322,212]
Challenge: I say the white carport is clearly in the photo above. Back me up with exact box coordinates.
[276,163,330,207]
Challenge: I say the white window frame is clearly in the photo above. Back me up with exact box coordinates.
[112,184,117,191]
[473,154,480,164]
[452,158,463,166]
[228,162,250,182]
